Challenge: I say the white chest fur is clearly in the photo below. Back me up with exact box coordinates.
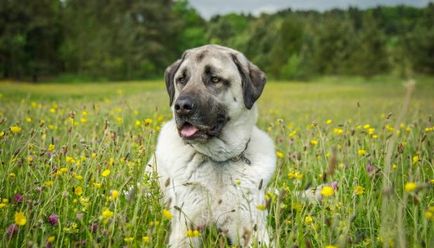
[153,120,275,246]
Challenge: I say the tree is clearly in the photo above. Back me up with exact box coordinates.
[349,13,390,77]
[0,0,63,81]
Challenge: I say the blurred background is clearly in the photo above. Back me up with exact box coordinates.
[0,0,433,82]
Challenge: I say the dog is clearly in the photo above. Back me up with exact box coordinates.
[150,44,276,247]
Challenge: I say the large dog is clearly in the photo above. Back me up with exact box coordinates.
[151,45,276,247]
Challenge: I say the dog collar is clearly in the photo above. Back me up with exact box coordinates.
[195,138,251,165]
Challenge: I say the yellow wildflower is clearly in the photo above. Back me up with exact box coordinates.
[102,209,114,219]
[0,131,4,138]
[44,180,54,187]
[102,169,111,177]
[385,124,394,132]
[162,209,173,220]
[353,185,365,196]
[149,221,160,226]
[288,170,303,180]
[142,235,150,243]
[116,116,123,124]
[256,204,267,211]
[57,167,68,175]
[25,117,32,123]
[186,229,201,237]
[412,155,420,165]
[310,139,318,146]
[276,151,284,159]
[124,237,134,242]
[333,128,343,135]
[108,157,115,166]
[425,211,433,221]
[15,211,27,226]
[135,120,141,127]
[144,118,153,126]
[325,245,338,248]
[363,124,370,129]
[358,149,366,156]
[48,124,57,130]
[74,186,83,196]
[65,156,75,164]
[93,182,102,189]
[47,236,55,243]
[111,190,119,200]
[0,203,7,208]
[320,186,334,197]
[404,182,417,192]
[10,125,22,134]
[304,215,313,225]
[325,119,332,125]
[73,173,83,181]
[48,144,55,152]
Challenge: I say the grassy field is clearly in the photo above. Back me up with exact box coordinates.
[0,77,433,247]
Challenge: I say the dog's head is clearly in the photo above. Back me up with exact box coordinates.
[164,45,266,143]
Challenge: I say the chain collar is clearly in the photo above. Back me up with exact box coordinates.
[195,139,251,165]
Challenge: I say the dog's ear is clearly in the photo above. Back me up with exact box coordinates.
[164,59,181,106]
[164,53,187,106]
[231,54,266,109]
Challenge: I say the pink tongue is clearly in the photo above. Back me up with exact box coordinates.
[181,125,199,138]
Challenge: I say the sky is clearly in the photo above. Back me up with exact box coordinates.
[189,0,433,18]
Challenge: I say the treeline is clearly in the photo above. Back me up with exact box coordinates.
[0,0,433,82]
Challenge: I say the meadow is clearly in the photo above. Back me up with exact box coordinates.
[0,77,433,247]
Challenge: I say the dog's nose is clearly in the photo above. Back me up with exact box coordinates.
[174,96,195,115]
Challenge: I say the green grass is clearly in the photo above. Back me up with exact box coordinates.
[0,78,433,247]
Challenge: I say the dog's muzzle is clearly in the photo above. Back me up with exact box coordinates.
[174,94,228,142]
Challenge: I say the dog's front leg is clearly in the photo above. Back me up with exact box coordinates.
[218,209,270,247]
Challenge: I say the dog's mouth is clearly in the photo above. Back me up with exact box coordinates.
[179,122,200,138]
[177,117,227,142]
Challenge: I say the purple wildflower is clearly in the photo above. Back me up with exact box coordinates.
[6,224,18,238]
[48,214,59,226]
[14,194,23,203]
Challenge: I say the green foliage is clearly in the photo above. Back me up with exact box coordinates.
[0,1,433,81]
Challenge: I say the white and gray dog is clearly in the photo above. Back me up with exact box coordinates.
[149,44,276,247]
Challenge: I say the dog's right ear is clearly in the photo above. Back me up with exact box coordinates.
[164,52,189,106]
[164,59,181,106]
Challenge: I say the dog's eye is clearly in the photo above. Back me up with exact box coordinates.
[177,77,186,84]
[211,76,221,83]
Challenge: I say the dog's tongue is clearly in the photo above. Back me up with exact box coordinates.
[180,124,199,138]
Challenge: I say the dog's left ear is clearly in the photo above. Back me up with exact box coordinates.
[231,54,267,109]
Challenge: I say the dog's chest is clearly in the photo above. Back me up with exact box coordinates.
[171,157,256,206]
[187,159,246,192]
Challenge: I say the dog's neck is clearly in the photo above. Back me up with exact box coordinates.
[190,107,257,162]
